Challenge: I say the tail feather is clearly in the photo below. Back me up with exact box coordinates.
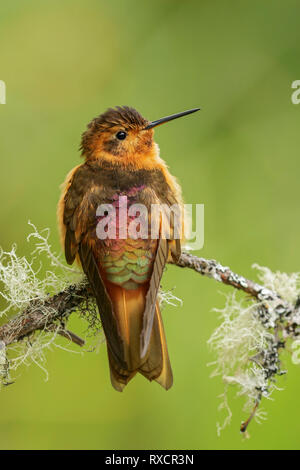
[107,347,137,392]
[104,282,172,391]
[152,304,173,390]
[138,304,173,390]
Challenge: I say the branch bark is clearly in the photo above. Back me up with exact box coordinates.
[0,251,298,433]
[0,252,294,347]
[0,282,93,347]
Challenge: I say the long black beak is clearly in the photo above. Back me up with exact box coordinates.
[144,107,200,130]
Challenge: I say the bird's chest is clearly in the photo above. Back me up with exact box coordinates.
[95,185,158,289]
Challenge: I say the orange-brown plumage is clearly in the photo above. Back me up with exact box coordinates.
[58,105,198,391]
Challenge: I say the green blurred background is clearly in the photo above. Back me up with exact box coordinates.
[1,0,300,450]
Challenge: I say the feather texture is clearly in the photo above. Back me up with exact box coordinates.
[140,238,169,358]
[58,124,183,390]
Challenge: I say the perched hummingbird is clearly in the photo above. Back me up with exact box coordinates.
[58,106,200,391]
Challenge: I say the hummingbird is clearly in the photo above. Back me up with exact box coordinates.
[58,106,200,391]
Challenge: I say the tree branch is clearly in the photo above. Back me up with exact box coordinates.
[0,252,293,346]
[0,251,298,433]
[174,253,292,311]
[0,282,93,347]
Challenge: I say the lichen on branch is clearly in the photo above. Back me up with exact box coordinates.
[1,224,300,435]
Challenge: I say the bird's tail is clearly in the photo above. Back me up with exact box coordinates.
[105,283,173,391]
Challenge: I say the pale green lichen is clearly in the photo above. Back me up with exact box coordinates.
[208,265,300,435]
[0,223,95,387]
[253,263,300,305]
[0,223,180,388]
[4,224,299,437]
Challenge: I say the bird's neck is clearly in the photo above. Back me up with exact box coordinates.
[85,143,162,172]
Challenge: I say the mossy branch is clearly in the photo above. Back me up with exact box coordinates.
[0,252,291,346]
[0,281,92,347]
[1,227,300,435]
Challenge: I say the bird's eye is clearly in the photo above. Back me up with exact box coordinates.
[116,131,127,140]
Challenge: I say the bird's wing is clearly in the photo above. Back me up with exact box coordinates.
[61,167,126,366]
[79,242,126,368]
[140,236,169,358]
[140,195,183,358]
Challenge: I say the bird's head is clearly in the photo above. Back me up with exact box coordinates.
[80,106,200,169]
